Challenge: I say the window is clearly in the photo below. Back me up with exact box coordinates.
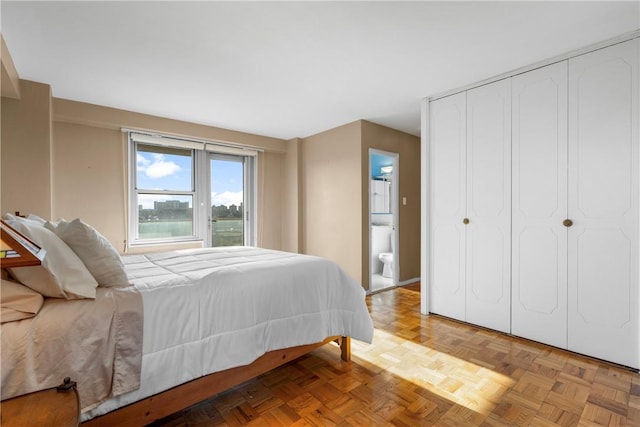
[135,144,195,240]
[128,132,257,247]
[210,154,245,247]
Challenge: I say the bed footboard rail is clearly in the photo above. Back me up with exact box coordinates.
[83,336,350,426]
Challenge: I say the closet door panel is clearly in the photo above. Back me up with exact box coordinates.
[429,92,467,321]
[468,225,507,302]
[465,79,511,333]
[568,39,639,368]
[511,61,568,348]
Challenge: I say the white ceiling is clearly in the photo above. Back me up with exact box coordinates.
[1,1,638,140]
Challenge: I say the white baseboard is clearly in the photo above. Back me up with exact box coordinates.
[397,277,420,287]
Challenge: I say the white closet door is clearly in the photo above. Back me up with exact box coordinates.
[512,62,568,348]
[465,79,512,333]
[568,39,639,368]
[429,92,467,321]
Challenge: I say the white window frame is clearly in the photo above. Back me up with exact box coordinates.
[127,131,258,248]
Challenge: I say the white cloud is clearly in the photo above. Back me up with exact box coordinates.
[211,191,243,206]
[138,153,181,179]
[137,153,151,167]
[146,160,181,179]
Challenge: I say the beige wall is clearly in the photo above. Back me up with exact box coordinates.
[1,80,52,219]
[362,121,421,284]
[53,98,287,153]
[51,122,126,249]
[257,151,283,250]
[2,81,289,252]
[302,121,363,283]
[281,138,302,253]
[1,35,21,99]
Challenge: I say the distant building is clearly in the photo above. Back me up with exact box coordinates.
[155,200,189,210]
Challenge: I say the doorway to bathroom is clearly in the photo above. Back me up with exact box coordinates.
[369,149,399,293]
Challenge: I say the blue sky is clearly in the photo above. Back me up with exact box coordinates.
[211,159,243,206]
[137,151,192,191]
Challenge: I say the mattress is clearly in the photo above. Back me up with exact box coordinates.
[83,246,373,420]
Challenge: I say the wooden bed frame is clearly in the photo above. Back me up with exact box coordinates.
[83,336,351,426]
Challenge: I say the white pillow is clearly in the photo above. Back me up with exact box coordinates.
[3,213,44,227]
[2,213,17,222]
[46,219,129,287]
[25,214,47,226]
[7,221,97,299]
[1,279,44,323]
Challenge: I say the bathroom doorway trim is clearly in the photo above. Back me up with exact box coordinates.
[368,148,399,293]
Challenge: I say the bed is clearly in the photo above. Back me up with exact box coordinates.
[0,216,374,426]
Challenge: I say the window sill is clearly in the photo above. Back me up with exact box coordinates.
[125,239,204,254]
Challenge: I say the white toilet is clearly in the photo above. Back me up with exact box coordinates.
[372,223,394,280]
[378,252,393,278]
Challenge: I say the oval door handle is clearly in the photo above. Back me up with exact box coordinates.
[563,219,573,227]
[463,218,469,225]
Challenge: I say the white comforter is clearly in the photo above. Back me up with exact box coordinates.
[83,246,373,420]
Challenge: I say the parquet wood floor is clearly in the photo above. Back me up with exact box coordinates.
[149,285,640,426]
